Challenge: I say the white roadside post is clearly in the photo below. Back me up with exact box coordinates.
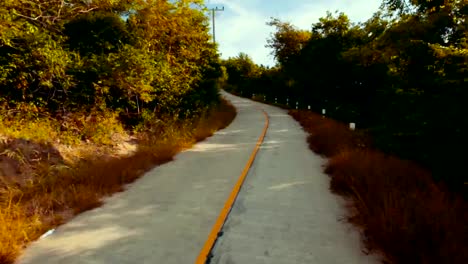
[308,105,311,110]
[39,229,55,240]
[252,93,255,99]
[322,109,326,118]
[286,98,289,105]
[296,102,298,109]
[275,97,277,104]
[349,123,356,130]
[264,95,266,101]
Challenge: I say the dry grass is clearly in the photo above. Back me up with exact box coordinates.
[0,99,236,264]
[289,109,468,264]
[289,110,370,156]
[0,194,43,264]
[192,100,237,142]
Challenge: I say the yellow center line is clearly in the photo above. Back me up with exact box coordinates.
[194,109,270,264]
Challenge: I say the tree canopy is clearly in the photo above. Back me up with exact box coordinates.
[222,0,468,194]
[0,0,221,118]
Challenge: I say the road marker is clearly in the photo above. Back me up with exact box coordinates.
[39,229,55,239]
[195,109,269,264]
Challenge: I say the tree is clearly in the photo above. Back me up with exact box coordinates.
[222,53,259,94]
[0,0,221,117]
[64,12,130,56]
[224,2,468,192]
[266,18,311,68]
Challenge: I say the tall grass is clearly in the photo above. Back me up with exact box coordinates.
[289,109,468,264]
[0,99,236,264]
[0,192,43,264]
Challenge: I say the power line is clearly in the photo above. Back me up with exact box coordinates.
[210,6,224,44]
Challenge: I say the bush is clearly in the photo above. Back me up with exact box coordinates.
[79,112,125,145]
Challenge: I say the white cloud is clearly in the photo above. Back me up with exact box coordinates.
[211,0,273,65]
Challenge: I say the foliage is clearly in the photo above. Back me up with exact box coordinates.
[266,18,311,68]
[63,12,131,56]
[223,0,468,193]
[0,0,222,120]
[0,1,229,262]
[222,53,259,94]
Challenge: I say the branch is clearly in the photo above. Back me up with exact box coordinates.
[73,6,99,14]
[13,13,62,34]
[14,13,49,25]
[12,2,101,33]
[53,0,65,23]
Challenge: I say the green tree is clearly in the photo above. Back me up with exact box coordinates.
[0,0,221,118]
[266,18,311,68]
[223,1,468,192]
[222,53,260,95]
[64,12,130,56]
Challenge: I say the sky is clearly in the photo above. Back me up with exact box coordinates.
[205,0,383,66]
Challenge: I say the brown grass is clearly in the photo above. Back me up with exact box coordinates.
[0,99,236,264]
[289,110,370,156]
[192,100,237,142]
[289,109,468,264]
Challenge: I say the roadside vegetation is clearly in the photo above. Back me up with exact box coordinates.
[0,1,236,263]
[221,0,468,263]
[289,110,467,264]
[0,100,235,264]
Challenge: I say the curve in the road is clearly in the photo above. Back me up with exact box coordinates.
[16,92,379,264]
[16,92,269,264]
[195,110,269,264]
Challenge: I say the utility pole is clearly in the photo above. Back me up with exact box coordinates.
[210,6,224,44]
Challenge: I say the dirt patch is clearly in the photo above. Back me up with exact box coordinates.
[0,138,63,186]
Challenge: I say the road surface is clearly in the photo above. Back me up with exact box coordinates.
[17,92,380,264]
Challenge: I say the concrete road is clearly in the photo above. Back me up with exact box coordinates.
[17,92,379,264]
[209,95,380,264]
